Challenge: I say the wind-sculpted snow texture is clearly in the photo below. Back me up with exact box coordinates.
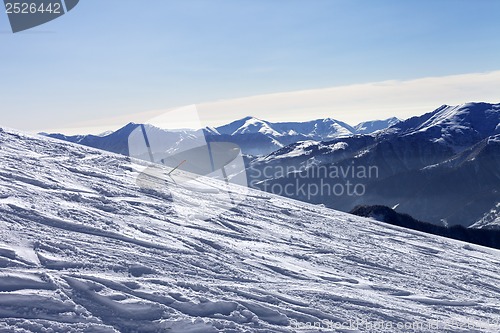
[0,128,499,332]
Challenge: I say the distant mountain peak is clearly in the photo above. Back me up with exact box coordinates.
[354,117,401,134]
[231,117,280,136]
[391,102,500,149]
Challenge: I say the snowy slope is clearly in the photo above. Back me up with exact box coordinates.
[391,102,500,150]
[1,127,500,333]
[212,117,356,155]
[269,118,355,139]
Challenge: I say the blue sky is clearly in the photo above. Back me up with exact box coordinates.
[1,0,500,133]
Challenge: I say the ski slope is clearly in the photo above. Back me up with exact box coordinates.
[0,127,499,333]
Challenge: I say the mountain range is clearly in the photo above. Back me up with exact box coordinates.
[45,116,400,156]
[251,102,500,227]
[43,102,499,228]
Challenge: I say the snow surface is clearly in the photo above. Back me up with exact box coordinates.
[1,128,500,332]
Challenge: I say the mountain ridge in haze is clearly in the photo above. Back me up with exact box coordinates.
[44,116,400,156]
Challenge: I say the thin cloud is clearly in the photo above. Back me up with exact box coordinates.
[197,70,500,126]
[39,70,500,135]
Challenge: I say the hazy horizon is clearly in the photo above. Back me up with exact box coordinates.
[2,1,499,135]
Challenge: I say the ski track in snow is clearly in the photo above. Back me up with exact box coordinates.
[0,128,499,333]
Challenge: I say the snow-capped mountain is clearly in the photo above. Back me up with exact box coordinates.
[217,116,283,136]
[270,118,356,138]
[216,116,355,138]
[250,102,500,227]
[389,102,500,149]
[354,117,400,134]
[211,116,357,155]
[2,127,500,332]
[46,122,198,157]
